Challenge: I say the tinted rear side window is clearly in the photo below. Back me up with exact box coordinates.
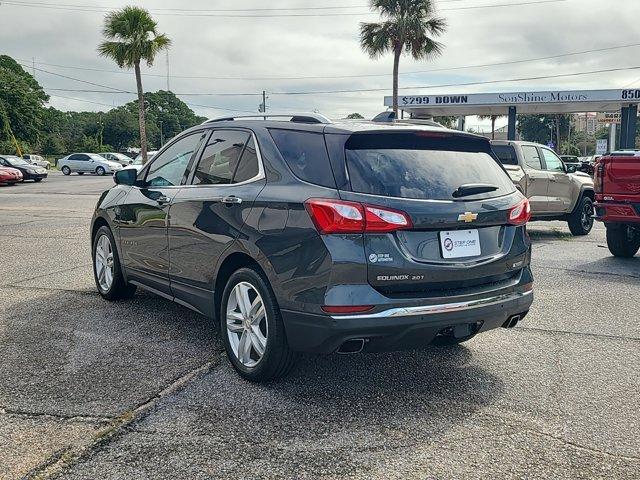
[345,133,515,201]
[492,145,518,165]
[269,129,336,188]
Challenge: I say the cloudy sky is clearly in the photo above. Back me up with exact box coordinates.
[1,0,640,130]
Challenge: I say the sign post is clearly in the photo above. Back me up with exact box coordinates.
[596,139,608,156]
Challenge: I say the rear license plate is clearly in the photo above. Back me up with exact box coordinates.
[440,229,481,259]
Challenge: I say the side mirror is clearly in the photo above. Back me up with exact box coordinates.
[566,164,577,173]
[114,168,138,186]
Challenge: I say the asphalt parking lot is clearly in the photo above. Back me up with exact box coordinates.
[1,173,639,479]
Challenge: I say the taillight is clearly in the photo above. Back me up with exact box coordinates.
[594,161,605,193]
[305,199,412,234]
[508,198,531,226]
[364,205,412,232]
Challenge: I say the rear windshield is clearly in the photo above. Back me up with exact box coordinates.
[345,133,515,201]
[492,145,518,165]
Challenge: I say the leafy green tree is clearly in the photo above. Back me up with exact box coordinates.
[360,0,446,117]
[0,55,48,147]
[346,113,365,119]
[98,6,171,163]
[123,91,205,147]
[40,134,65,156]
[517,114,571,146]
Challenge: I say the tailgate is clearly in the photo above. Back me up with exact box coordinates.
[337,131,529,297]
[605,156,640,195]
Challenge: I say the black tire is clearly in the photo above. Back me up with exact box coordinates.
[61,166,71,175]
[78,172,84,176]
[92,225,137,300]
[606,225,640,258]
[568,196,594,236]
[96,166,106,176]
[220,267,296,382]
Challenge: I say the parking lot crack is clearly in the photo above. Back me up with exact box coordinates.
[23,359,220,480]
[0,406,112,424]
[517,326,640,342]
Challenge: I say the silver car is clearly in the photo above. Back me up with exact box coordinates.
[101,152,134,166]
[57,153,123,176]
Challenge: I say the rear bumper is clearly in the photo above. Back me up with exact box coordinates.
[281,288,533,354]
[23,172,48,180]
[594,201,640,225]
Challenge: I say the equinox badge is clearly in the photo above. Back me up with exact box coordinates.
[458,212,478,223]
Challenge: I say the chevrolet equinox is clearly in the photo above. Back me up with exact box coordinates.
[91,114,534,381]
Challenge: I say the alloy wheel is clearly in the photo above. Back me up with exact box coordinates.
[95,234,114,292]
[581,202,594,231]
[226,281,268,368]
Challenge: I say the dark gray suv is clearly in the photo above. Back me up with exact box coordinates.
[91,114,534,381]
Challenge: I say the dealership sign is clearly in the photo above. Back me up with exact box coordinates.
[597,113,622,124]
[385,89,640,108]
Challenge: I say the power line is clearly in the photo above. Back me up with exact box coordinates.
[1,0,569,17]
[264,65,640,95]
[41,65,640,97]
[17,42,640,82]
[19,63,132,92]
[48,92,257,114]
[0,0,472,12]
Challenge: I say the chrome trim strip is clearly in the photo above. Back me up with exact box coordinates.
[330,290,533,320]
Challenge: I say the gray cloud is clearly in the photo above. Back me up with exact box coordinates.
[1,0,639,125]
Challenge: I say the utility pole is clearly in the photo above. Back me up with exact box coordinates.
[165,50,170,92]
[32,57,36,77]
[556,114,561,153]
[259,90,267,119]
[583,112,588,155]
[159,120,164,147]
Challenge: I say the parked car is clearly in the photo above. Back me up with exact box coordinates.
[594,150,640,257]
[0,155,48,182]
[91,114,534,381]
[22,154,51,170]
[57,153,123,176]
[124,151,158,172]
[0,165,23,185]
[101,152,134,166]
[560,155,581,172]
[491,140,595,236]
[577,155,600,176]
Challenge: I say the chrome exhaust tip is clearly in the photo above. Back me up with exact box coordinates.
[337,338,365,354]
[502,314,522,329]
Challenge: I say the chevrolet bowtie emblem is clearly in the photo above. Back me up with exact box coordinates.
[458,212,478,223]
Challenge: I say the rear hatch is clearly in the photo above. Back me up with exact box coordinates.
[603,154,640,196]
[335,130,529,297]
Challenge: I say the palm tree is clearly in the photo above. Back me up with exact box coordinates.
[478,114,505,140]
[360,0,446,118]
[98,6,171,164]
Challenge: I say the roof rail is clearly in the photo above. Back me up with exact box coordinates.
[203,113,332,125]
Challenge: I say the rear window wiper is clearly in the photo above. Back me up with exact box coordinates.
[452,183,499,198]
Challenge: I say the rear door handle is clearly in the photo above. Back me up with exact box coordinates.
[221,196,243,205]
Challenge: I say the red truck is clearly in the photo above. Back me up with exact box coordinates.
[594,150,640,257]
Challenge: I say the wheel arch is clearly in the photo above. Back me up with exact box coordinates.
[570,187,595,214]
[213,246,279,324]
